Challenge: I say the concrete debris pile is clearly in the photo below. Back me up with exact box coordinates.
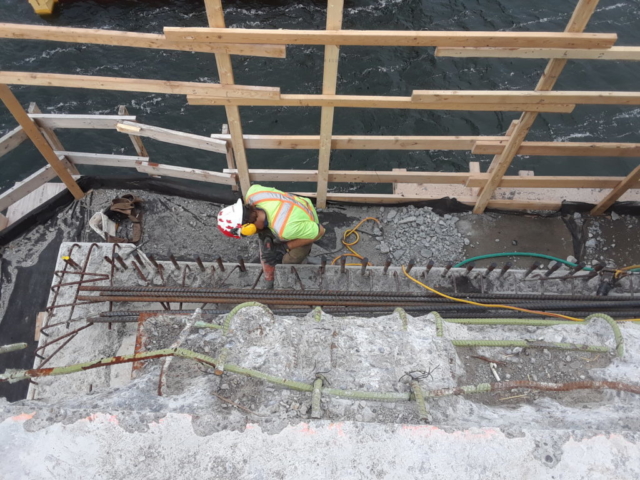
[375,206,468,264]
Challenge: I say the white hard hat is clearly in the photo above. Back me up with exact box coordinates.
[217,199,244,239]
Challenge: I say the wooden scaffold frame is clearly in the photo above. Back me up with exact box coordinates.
[1,0,640,225]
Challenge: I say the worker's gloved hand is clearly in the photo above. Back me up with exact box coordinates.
[261,240,288,266]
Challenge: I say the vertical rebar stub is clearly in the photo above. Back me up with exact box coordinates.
[113,253,128,270]
[216,256,225,272]
[237,256,246,272]
[442,262,453,277]
[311,377,323,419]
[499,262,512,278]
[410,380,430,423]
[169,253,180,270]
[195,256,205,272]
[320,255,327,275]
[483,262,497,278]
[360,257,368,275]
[383,257,392,275]
[340,256,347,274]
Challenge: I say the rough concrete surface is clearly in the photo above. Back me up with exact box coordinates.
[1,190,640,479]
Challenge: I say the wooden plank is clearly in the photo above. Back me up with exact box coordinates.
[135,161,236,185]
[0,214,7,231]
[0,165,57,212]
[435,46,640,61]
[210,134,507,150]
[189,94,575,112]
[205,0,251,194]
[34,312,46,341]
[221,124,238,191]
[223,168,640,189]
[6,182,66,226]
[473,140,640,157]
[0,71,281,100]
[27,102,80,176]
[0,125,27,158]
[0,85,84,200]
[316,0,344,209]
[164,27,617,49]
[591,165,640,215]
[296,191,562,211]
[56,151,148,168]
[412,90,640,105]
[473,0,600,214]
[0,23,287,59]
[117,106,148,157]
[116,121,227,154]
[28,113,137,129]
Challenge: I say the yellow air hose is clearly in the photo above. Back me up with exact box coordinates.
[332,217,381,266]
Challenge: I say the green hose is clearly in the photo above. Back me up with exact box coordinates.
[453,253,593,271]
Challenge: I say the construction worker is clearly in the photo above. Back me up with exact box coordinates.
[217,184,325,268]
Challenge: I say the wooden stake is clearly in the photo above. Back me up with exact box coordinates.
[28,102,80,175]
[205,0,251,194]
[473,0,600,214]
[118,106,149,157]
[316,0,344,209]
[591,164,640,215]
[0,84,84,200]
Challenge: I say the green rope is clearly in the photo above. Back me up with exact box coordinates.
[312,306,323,322]
[411,381,430,422]
[311,378,323,419]
[194,321,223,330]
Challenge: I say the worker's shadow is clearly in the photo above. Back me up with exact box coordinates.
[316,210,361,252]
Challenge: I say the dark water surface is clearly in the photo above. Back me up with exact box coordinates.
[1,0,640,194]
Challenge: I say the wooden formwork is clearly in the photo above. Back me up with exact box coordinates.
[2,0,640,221]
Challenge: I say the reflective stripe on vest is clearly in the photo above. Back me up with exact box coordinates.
[247,190,315,239]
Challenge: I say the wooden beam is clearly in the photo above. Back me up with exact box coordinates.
[316,0,344,209]
[296,192,562,211]
[27,102,80,175]
[466,175,639,189]
[117,106,148,157]
[57,151,147,168]
[27,113,137,129]
[220,124,238,192]
[210,134,507,150]
[591,165,640,215]
[0,85,83,200]
[0,125,27,158]
[473,140,640,157]
[189,94,575,112]
[0,71,280,100]
[473,0,600,214]
[0,165,57,212]
[135,161,236,185]
[205,0,251,194]
[411,90,640,105]
[211,134,509,150]
[164,27,617,49]
[116,121,227,154]
[0,23,287,59]
[435,46,640,61]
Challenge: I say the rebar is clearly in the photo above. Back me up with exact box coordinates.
[237,256,246,273]
[133,253,144,267]
[132,261,148,282]
[113,253,128,270]
[195,256,205,272]
[169,253,180,270]
[442,262,453,277]
[523,261,541,279]
[0,343,27,355]
[570,262,586,276]
[406,258,415,274]
[148,254,160,270]
[216,256,225,272]
[361,257,368,275]
[465,262,475,276]
[425,260,434,276]
[483,262,497,278]
[410,381,430,423]
[320,255,327,275]
[340,256,346,274]
[383,257,392,275]
[544,261,562,277]
[499,262,512,278]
